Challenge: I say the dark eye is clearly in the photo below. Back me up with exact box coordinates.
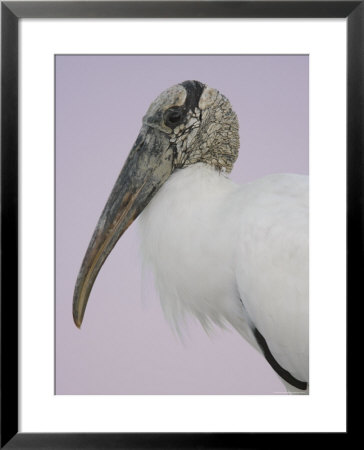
[164,107,184,128]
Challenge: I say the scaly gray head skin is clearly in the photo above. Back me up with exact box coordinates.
[73,80,239,327]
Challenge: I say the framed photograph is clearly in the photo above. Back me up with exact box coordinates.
[1,1,356,447]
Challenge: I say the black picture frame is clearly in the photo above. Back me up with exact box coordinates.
[1,1,356,448]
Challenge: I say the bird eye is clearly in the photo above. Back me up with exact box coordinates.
[164,107,184,128]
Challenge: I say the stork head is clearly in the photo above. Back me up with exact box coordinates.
[73,80,239,327]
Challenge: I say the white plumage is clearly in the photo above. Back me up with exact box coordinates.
[140,164,308,388]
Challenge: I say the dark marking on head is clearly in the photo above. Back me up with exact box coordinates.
[181,80,205,112]
[171,142,178,164]
[253,326,308,390]
[163,81,205,131]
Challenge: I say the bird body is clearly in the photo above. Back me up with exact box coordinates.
[73,80,309,393]
[140,164,308,385]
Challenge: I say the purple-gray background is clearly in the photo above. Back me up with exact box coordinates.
[56,55,308,394]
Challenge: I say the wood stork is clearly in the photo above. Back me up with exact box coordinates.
[73,81,308,394]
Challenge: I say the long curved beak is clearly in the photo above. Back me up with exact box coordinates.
[73,126,173,328]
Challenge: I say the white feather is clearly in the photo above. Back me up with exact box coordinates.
[139,163,308,386]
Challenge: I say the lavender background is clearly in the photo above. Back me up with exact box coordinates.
[56,55,308,394]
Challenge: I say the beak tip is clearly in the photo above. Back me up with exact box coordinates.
[73,284,85,328]
[75,320,82,329]
[74,318,82,329]
[73,308,83,329]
